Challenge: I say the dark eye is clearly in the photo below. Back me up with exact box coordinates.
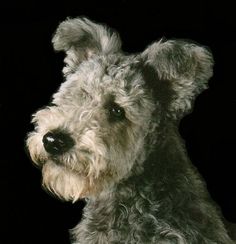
[107,103,125,122]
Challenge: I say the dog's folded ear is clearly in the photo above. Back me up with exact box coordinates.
[141,40,214,120]
[52,17,122,75]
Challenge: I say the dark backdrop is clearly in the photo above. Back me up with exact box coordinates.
[1,1,235,243]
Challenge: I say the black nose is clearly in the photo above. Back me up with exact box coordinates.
[42,130,74,155]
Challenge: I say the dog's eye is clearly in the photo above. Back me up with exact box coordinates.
[107,103,125,122]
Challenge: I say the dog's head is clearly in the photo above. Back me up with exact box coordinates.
[27,18,213,201]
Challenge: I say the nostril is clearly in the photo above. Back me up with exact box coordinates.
[42,130,74,155]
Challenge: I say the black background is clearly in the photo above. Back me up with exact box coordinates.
[1,0,235,243]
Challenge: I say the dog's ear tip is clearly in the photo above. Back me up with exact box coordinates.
[140,39,214,120]
[52,17,122,76]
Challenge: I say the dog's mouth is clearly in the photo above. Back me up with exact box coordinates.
[27,130,108,179]
[47,157,64,167]
[41,152,92,177]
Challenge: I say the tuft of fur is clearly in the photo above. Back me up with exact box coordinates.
[27,17,234,243]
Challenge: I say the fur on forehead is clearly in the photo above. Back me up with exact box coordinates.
[52,17,213,121]
[52,56,149,110]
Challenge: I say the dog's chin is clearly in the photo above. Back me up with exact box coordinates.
[41,160,107,201]
[41,161,89,202]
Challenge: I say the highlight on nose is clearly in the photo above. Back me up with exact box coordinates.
[42,130,75,155]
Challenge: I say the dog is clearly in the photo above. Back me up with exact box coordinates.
[27,17,234,243]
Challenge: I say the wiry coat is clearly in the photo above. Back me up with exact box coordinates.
[27,18,234,243]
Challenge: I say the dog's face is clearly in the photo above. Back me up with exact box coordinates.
[27,55,157,201]
[27,18,213,201]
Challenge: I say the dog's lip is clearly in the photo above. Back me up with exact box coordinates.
[48,156,63,166]
[45,159,86,176]
[32,155,60,168]
[42,158,66,170]
[47,156,73,168]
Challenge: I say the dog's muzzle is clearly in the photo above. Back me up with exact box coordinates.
[42,130,74,155]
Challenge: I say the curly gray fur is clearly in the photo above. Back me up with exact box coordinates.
[27,17,234,243]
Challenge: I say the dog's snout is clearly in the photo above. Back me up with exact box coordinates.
[42,130,74,155]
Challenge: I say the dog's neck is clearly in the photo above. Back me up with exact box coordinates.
[86,126,201,207]
[73,128,213,243]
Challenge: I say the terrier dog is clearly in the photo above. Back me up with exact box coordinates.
[27,18,234,243]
